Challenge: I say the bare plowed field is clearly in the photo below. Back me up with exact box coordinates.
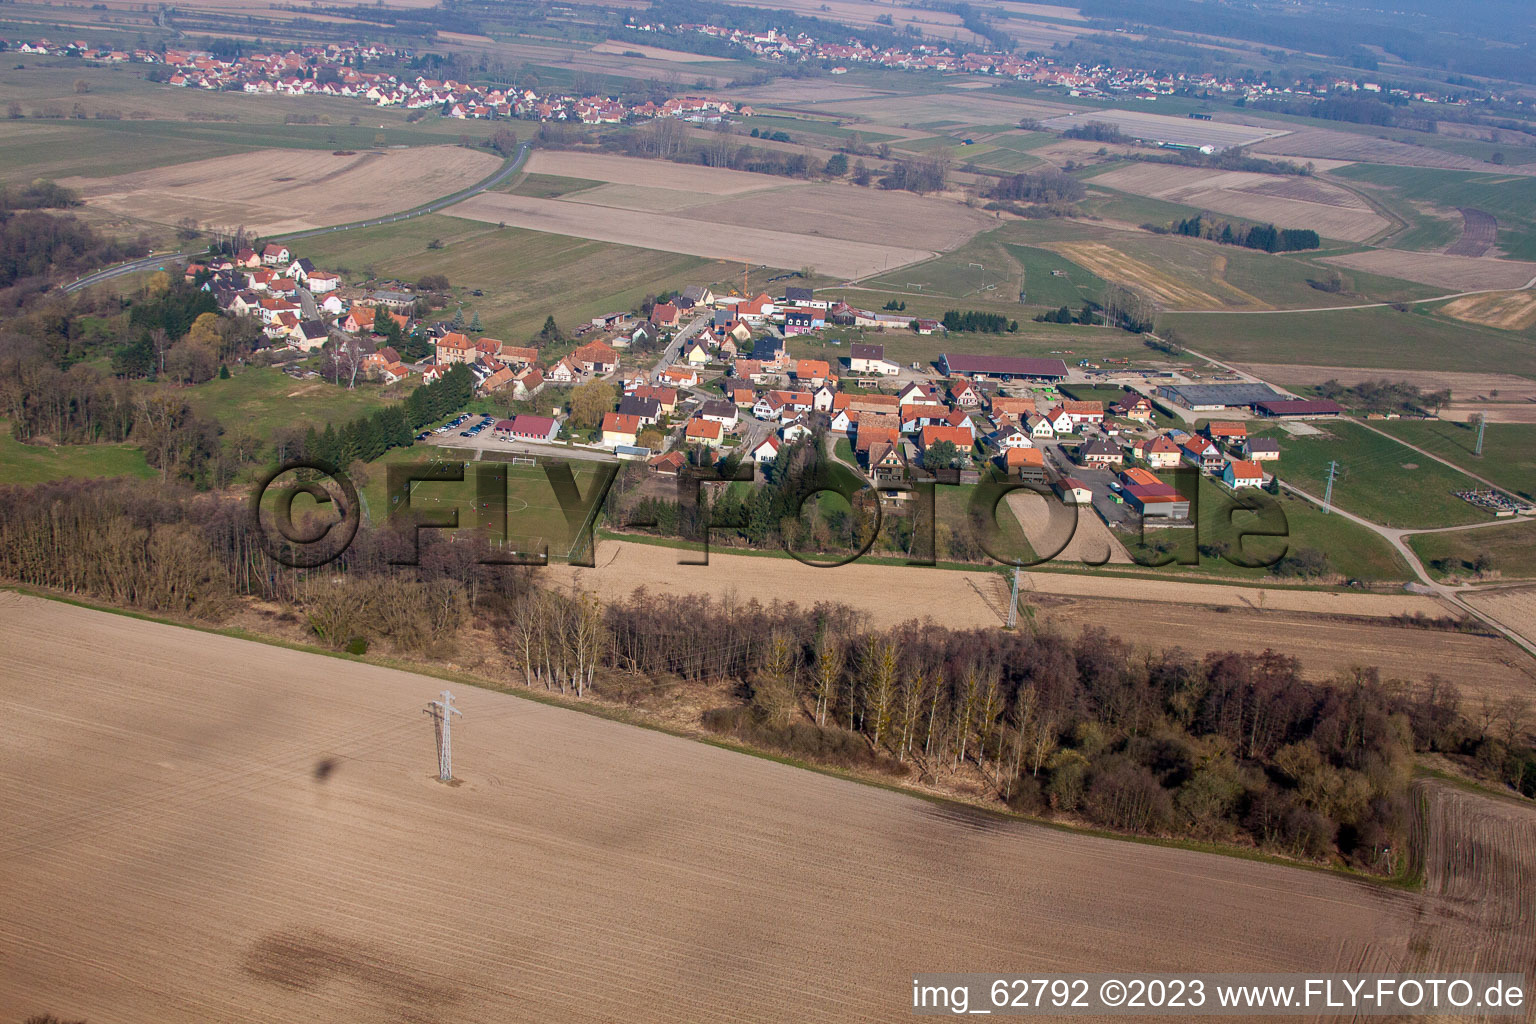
[448,192,935,279]
[1321,250,1536,291]
[1409,782,1536,992]
[1038,595,1536,704]
[61,146,502,235]
[684,184,994,250]
[1259,129,1536,175]
[524,151,802,194]
[0,592,1434,1023]
[1090,164,1387,242]
[1440,290,1536,331]
[1042,241,1248,309]
[1007,491,1133,565]
[1446,207,1498,257]
[1464,586,1536,652]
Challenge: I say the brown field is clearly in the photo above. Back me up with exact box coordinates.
[1041,240,1258,309]
[1464,586,1536,652]
[1446,207,1498,257]
[683,184,994,250]
[1321,249,1536,292]
[60,146,502,235]
[1261,129,1536,175]
[550,540,1536,701]
[1408,781,1536,984]
[1089,164,1388,242]
[447,192,938,279]
[524,150,800,194]
[0,591,1456,1023]
[1007,491,1133,565]
[1439,290,1536,331]
[1038,595,1536,704]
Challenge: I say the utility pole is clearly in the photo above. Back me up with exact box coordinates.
[425,690,462,781]
[1006,564,1021,629]
[1475,415,1486,457]
[1322,460,1338,514]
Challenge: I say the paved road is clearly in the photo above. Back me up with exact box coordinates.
[651,314,710,376]
[64,252,190,294]
[64,143,530,294]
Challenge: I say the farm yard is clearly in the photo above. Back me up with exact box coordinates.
[0,591,1473,1024]
[1085,163,1389,242]
[59,146,504,235]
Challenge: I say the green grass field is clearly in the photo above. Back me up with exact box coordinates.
[1328,164,1536,261]
[1370,419,1536,499]
[1409,519,1536,581]
[301,214,729,342]
[1126,476,1411,582]
[0,422,154,485]
[360,446,603,558]
[180,367,398,443]
[501,173,605,198]
[1159,305,1536,377]
[1275,419,1488,528]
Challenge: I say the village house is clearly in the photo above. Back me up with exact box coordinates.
[647,451,688,477]
[1025,413,1056,440]
[601,412,642,448]
[660,365,699,389]
[696,399,738,429]
[634,385,679,415]
[1135,435,1182,469]
[1109,395,1154,422]
[1205,421,1248,447]
[1003,446,1048,484]
[650,302,679,328]
[751,435,781,465]
[572,340,619,375]
[848,343,899,377]
[497,414,560,442]
[1242,437,1281,462]
[261,243,290,266]
[434,331,474,364]
[511,367,546,401]
[1078,436,1123,467]
[617,395,662,425]
[343,306,377,335]
[686,418,723,448]
[1181,438,1225,473]
[1222,458,1265,489]
[1055,477,1094,505]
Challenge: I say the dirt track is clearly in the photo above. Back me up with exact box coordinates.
[0,592,1431,1022]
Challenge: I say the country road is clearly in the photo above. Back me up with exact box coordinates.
[63,142,530,294]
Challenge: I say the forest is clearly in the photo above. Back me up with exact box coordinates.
[1,475,1531,873]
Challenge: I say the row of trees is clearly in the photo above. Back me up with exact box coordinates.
[941,310,1017,333]
[1,477,1531,857]
[1157,213,1321,253]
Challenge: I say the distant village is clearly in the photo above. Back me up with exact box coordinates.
[2,31,1483,118]
[190,243,1352,531]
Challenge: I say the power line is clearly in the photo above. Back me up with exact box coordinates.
[425,690,462,781]
[1321,460,1339,515]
